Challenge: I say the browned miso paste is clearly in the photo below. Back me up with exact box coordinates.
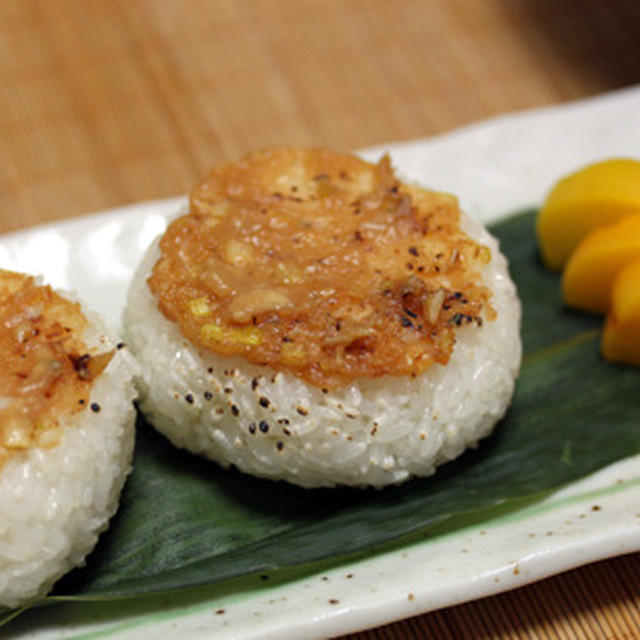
[0,271,112,467]
[149,148,494,388]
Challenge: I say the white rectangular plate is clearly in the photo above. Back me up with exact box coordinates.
[2,86,640,639]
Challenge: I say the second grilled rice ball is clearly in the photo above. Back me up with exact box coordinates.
[0,270,137,609]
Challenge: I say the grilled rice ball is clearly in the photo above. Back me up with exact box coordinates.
[124,148,521,488]
[0,270,137,608]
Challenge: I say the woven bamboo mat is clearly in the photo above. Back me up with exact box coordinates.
[1,1,640,638]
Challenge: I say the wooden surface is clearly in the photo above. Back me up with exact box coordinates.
[1,1,640,638]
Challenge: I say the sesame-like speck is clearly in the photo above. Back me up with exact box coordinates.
[297,406,308,416]
[231,404,239,416]
[203,391,213,400]
[276,441,284,451]
[185,393,194,404]
[259,420,269,433]
[90,402,101,413]
[259,396,270,408]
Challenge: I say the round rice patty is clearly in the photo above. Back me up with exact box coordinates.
[0,301,137,609]
[124,212,520,488]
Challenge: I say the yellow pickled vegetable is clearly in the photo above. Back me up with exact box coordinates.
[537,158,640,270]
[601,258,640,366]
[562,214,640,314]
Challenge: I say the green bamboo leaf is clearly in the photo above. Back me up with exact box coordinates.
[10,210,640,615]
